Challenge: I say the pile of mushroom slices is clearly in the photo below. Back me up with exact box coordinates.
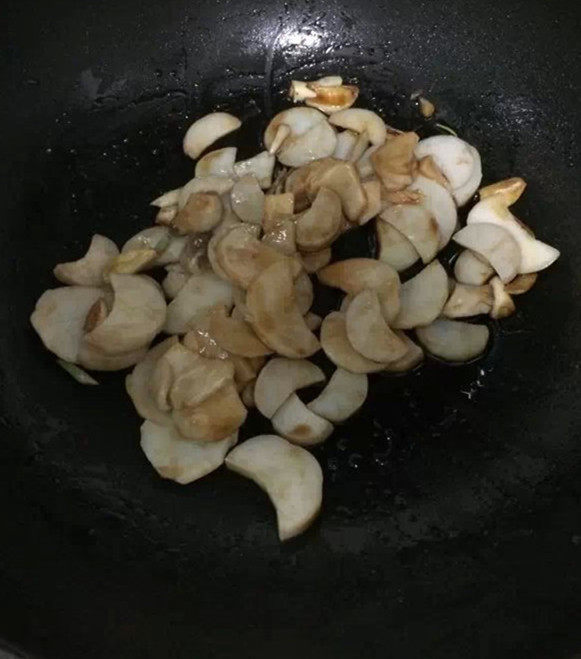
[30,74,560,541]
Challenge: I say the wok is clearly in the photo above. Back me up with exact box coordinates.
[1,0,580,656]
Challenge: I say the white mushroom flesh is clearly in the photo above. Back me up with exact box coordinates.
[490,276,516,319]
[195,147,237,178]
[122,227,187,267]
[408,175,457,248]
[183,112,241,160]
[231,175,265,224]
[329,109,387,146]
[333,130,358,160]
[442,282,493,318]
[393,260,449,329]
[233,151,276,189]
[416,318,490,363]
[380,204,439,263]
[272,394,334,446]
[376,219,420,272]
[453,249,495,285]
[54,234,119,286]
[307,368,368,423]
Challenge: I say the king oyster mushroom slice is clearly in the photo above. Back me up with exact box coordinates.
[416,318,490,363]
[162,267,190,299]
[254,357,325,419]
[453,223,521,283]
[355,144,380,179]
[453,146,482,206]
[183,112,241,160]
[296,187,343,252]
[408,175,458,248]
[125,336,179,425]
[294,271,314,315]
[209,306,272,358]
[371,131,419,192]
[467,186,560,273]
[263,193,294,232]
[173,382,247,442]
[172,192,223,234]
[393,260,449,329]
[305,158,366,222]
[230,354,265,392]
[358,179,383,225]
[207,217,245,280]
[505,272,538,295]
[216,224,301,290]
[307,368,368,423]
[380,204,440,263]
[349,130,371,163]
[414,135,478,190]
[30,286,103,362]
[241,380,256,408]
[383,331,424,373]
[346,289,408,363]
[417,155,450,190]
[184,307,229,360]
[453,249,495,285]
[489,276,516,319]
[107,248,158,275]
[225,434,323,541]
[272,394,334,446]
[151,188,181,208]
[140,420,238,485]
[177,176,235,210]
[246,260,320,359]
[333,130,359,160]
[317,258,401,324]
[230,175,265,224]
[233,151,276,189]
[304,83,359,114]
[53,234,119,286]
[320,311,386,374]
[164,272,234,335]
[195,146,237,178]
[122,227,187,267]
[479,177,527,205]
[262,219,297,256]
[300,247,332,274]
[83,274,166,355]
[329,108,388,146]
[77,343,148,371]
[264,107,337,167]
[442,282,493,318]
[375,220,420,272]
[304,312,322,331]
[151,341,235,411]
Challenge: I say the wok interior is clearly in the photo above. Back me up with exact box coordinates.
[1,0,579,657]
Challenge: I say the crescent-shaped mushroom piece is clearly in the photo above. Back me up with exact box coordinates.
[183,112,241,160]
[380,204,439,264]
[225,435,323,541]
[53,234,119,286]
[416,318,490,363]
[407,175,458,249]
[195,147,237,178]
[307,368,368,423]
[246,260,320,359]
[329,109,388,146]
[83,274,166,355]
[393,261,449,329]
[271,394,334,446]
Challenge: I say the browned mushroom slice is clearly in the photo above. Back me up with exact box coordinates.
[375,220,420,272]
[489,276,516,319]
[263,193,294,232]
[306,159,366,222]
[371,132,419,191]
[246,260,320,359]
[296,187,343,252]
[172,192,223,234]
[329,109,388,146]
[173,382,247,442]
[443,282,493,318]
[195,146,237,178]
[380,204,439,264]
[209,307,272,358]
[304,83,359,114]
[345,290,407,363]
[53,234,119,286]
[505,273,537,295]
[230,175,265,224]
[262,219,297,256]
[358,179,383,225]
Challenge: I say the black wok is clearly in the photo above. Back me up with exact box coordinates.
[1,0,580,657]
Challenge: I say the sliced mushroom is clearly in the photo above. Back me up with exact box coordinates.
[304,312,322,331]
[272,394,333,446]
[171,192,222,235]
[393,261,449,329]
[241,380,256,408]
[262,219,297,256]
[207,217,243,280]
[254,357,325,419]
[375,220,420,272]
[320,311,386,374]
[442,282,493,318]
[453,146,482,206]
[230,354,265,392]
[289,80,319,101]
[77,343,148,371]
[333,130,358,160]
[184,308,229,360]
[53,234,119,286]
[83,275,166,355]
[183,112,241,160]
[505,273,537,295]
[479,177,527,205]
[151,188,181,208]
[371,132,419,191]
[230,175,265,224]
[304,83,359,114]
[106,249,158,275]
[125,336,179,425]
[408,175,457,248]
[233,151,276,189]
[246,260,320,359]
[318,258,400,324]
[195,146,237,178]
[358,179,383,225]
[268,125,291,155]
[417,155,450,190]
[178,176,235,210]
[467,190,560,274]
[349,130,371,163]
[453,249,495,285]
[30,286,103,362]
[489,276,516,319]
[453,223,521,283]
[307,368,368,423]
[300,247,332,274]
[329,109,387,146]
[346,289,408,363]
[155,204,179,226]
[383,332,424,373]
[216,225,300,289]
[209,307,272,358]
[284,158,334,212]
[296,187,342,251]
[306,159,366,222]
[415,135,478,190]
[140,420,237,484]
[294,271,314,315]
[416,318,490,363]
[173,382,247,442]
[225,434,323,541]
[355,144,380,179]
[164,272,233,335]
[263,193,294,232]
[122,227,187,266]
[380,204,439,263]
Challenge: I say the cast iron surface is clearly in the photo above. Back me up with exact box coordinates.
[1,0,580,657]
